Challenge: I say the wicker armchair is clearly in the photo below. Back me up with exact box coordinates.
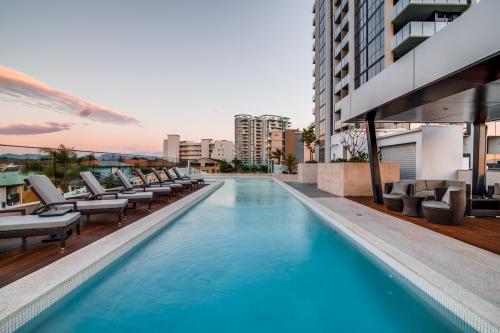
[422,188,466,225]
[383,182,413,212]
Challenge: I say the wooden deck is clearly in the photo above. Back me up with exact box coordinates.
[0,185,206,288]
[348,196,500,255]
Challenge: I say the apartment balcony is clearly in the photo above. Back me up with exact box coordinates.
[312,67,316,77]
[334,120,348,131]
[391,0,470,30]
[312,28,316,39]
[312,2,315,14]
[312,40,315,51]
[334,25,342,42]
[334,54,349,77]
[391,21,449,58]
[334,74,349,94]
[340,14,349,32]
[312,16,315,26]
[312,93,316,102]
[334,7,342,24]
[334,95,348,113]
[312,106,316,115]
[340,0,348,11]
[334,33,349,59]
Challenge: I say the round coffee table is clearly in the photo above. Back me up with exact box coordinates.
[402,196,425,217]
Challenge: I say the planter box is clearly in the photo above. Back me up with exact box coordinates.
[317,162,400,197]
[298,163,318,184]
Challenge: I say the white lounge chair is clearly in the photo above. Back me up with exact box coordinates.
[173,167,204,184]
[162,168,195,190]
[27,175,128,225]
[115,170,171,199]
[80,171,153,211]
[0,209,81,250]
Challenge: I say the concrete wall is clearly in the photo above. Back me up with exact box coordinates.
[378,125,463,180]
[420,126,463,180]
[298,163,318,184]
[317,162,400,197]
[200,139,211,159]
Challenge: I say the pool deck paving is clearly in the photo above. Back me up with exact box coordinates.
[281,180,500,330]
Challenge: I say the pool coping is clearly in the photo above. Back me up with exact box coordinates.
[0,180,224,333]
[274,178,500,333]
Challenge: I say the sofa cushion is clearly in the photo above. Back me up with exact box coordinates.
[442,186,462,205]
[425,180,445,190]
[390,182,409,195]
[422,201,450,209]
[383,193,404,200]
[444,180,465,189]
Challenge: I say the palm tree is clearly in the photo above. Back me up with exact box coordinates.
[271,149,283,164]
[232,158,242,173]
[283,153,298,174]
[301,123,317,162]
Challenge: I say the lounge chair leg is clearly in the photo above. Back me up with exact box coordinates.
[76,222,81,238]
[60,229,66,251]
[148,199,152,211]
[87,214,90,221]
[118,212,122,226]
[22,237,27,243]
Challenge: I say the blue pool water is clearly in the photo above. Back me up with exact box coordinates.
[21,179,461,332]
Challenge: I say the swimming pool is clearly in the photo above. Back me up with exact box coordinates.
[20,179,463,332]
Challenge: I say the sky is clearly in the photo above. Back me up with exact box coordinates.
[0,0,313,155]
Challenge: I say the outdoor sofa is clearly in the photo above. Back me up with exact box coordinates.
[27,175,128,225]
[0,208,81,250]
[414,180,466,198]
[422,186,466,225]
[383,181,413,212]
[80,171,153,211]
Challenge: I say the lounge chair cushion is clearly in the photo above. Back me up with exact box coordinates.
[115,192,153,200]
[115,170,134,190]
[390,182,409,195]
[28,175,66,204]
[81,171,106,196]
[140,187,171,193]
[422,200,450,210]
[0,212,81,232]
[57,199,128,211]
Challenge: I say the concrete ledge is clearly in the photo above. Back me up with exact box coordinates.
[274,178,500,333]
[0,181,224,333]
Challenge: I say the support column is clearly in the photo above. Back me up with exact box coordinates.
[365,113,383,204]
[472,121,486,196]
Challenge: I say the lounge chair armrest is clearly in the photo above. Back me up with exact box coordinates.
[488,185,494,198]
[434,187,448,201]
[45,201,77,211]
[0,208,26,215]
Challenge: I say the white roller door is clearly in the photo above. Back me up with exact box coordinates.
[380,143,416,180]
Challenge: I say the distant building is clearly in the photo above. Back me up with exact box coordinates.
[234,114,291,165]
[191,158,220,174]
[0,166,27,207]
[162,135,234,162]
[284,128,306,163]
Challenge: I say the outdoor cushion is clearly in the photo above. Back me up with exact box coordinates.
[57,199,128,211]
[115,192,153,200]
[417,189,435,197]
[28,175,66,204]
[441,186,463,205]
[0,212,80,232]
[390,182,408,195]
[137,187,171,193]
[81,171,106,196]
[148,183,183,188]
[444,180,465,189]
[494,183,500,196]
[422,201,450,209]
[383,193,404,200]
[424,180,445,190]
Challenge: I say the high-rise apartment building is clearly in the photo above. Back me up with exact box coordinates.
[312,0,472,162]
[234,114,291,165]
[163,135,234,162]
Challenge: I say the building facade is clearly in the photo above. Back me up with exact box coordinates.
[163,135,234,162]
[234,114,291,165]
[312,0,472,162]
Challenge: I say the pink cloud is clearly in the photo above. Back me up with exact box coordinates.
[0,65,140,125]
[0,122,72,135]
